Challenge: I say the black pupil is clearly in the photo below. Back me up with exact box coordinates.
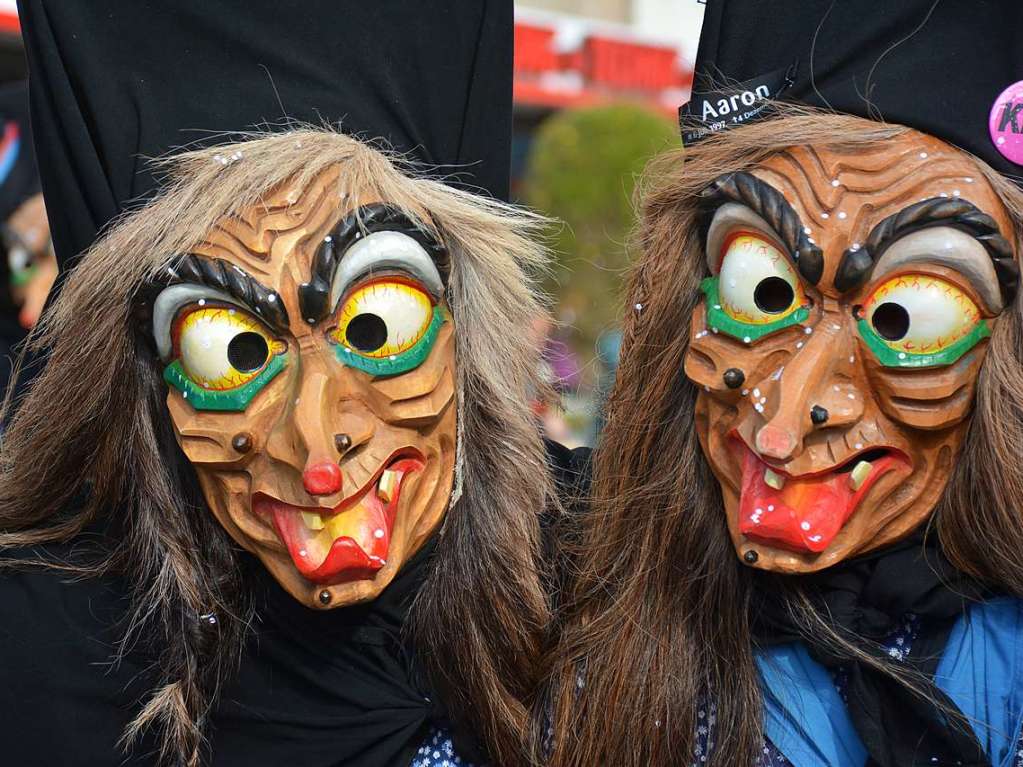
[753,276,795,314]
[227,332,270,372]
[871,302,910,341]
[346,313,388,352]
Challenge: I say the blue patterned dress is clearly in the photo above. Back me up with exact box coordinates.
[410,727,480,767]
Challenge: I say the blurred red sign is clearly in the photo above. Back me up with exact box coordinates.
[513,20,691,115]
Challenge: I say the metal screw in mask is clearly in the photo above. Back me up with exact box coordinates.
[334,433,353,456]
[743,550,759,564]
[319,589,332,605]
[810,405,829,425]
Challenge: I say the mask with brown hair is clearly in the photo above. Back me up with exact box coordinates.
[542,111,1023,767]
[683,130,1018,572]
[148,169,459,609]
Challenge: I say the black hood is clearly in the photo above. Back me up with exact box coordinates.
[684,0,1023,184]
[19,0,513,268]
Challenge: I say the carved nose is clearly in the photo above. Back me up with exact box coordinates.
[754,424,798,461]
[303,461,343,496]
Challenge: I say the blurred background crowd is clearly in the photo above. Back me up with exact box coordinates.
[514,0,702,446]
[0,0,705,447]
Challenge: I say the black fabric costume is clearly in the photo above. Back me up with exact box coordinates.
[686,2,1023,765]
[0,445,591,767]
[1,539,441,767]
[0,2,530,765]
[18,0,514,269]
[688,0,1023,184]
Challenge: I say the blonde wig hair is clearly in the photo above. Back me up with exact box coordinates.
[0,130,556,766]
[540,108,1023,767]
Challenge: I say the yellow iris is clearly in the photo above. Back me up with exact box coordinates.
[175,306,284,390]
[863,273,981,354]
[332,279,433,358]
[718,233,805,325]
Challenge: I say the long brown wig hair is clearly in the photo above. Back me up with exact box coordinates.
[0,130,556,767]
[540,109,1023,767]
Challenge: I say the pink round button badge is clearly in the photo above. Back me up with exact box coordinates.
[990,80,1023,166]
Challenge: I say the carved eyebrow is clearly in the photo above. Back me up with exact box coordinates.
[298,203,447,324]
[700,171,824,284]
[834,197,1019,305]
[156,254,289,331]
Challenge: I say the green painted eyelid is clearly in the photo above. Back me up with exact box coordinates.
[335,305,447,376]
[164,353,287,411]
[10,264,37,287]
[856,318,991,368]
[700,276,810,342]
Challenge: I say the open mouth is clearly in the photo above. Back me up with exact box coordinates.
[253,453,424,585]
[734,439,910,554]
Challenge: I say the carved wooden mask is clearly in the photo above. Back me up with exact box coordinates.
[684,130,1019,573]
[151,169,456,608]
[5,193,56,329]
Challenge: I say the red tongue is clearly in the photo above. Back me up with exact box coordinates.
[736,446,909,554]
[258,459,421,585]
[270,500,387,584]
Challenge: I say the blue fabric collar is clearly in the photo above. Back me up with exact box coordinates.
[755,597,1023,767]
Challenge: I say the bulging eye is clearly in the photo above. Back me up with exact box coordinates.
[718,232,805,324]
[332,278,434,359]
[7,244,31,275]
[701,232,811,344]
[174,305,285,390]
[858,273,988,367]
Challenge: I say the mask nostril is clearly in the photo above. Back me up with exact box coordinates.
[723,368,745,389]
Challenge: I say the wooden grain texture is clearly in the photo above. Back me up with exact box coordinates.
[167,170,456,608]
[685,133,1015,572]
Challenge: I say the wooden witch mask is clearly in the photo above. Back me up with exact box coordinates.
[4,193,56,329]
[149,166,458,609]
[683,129,1020,573]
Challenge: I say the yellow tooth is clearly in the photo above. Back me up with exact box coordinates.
[324,501,370,541]
[850,460,872,492]
[377,469,399,504]
[301,511,325,531]
[764,468,785,490]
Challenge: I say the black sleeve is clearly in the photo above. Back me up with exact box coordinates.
[0,547,157,766]
[17,0,513,268]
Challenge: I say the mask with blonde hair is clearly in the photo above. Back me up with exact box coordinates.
[0,130,555,767]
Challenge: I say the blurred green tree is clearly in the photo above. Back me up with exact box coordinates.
[521,103,677,359]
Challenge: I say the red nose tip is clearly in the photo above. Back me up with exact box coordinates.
[303,461,343,496]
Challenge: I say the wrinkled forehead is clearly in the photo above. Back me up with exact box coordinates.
[190,166,353,288]
[751,131,1015,288]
